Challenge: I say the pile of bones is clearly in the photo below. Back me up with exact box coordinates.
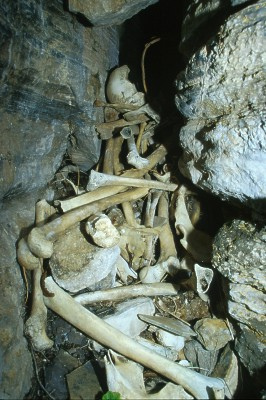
[17,65,237,400]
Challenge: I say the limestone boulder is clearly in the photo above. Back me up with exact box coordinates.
[175,1,266,212]
[68,0,159,26]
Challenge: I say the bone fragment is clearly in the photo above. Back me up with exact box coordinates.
[86,170,177,192]
[96,118,147,140]
[74,282,180,305]
[116,255,137,283]
[55,145,167,213]
[139,256,180,283]
[195,263,214,302]
[28,187,148,258]
[44,277,225,399]
[86,213,120,248]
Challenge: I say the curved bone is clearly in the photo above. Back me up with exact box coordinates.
[28,187,148,258]
[44,277,225,399]
[17,237,40,270]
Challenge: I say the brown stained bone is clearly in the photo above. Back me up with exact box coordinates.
[27,187,149,259]
[44,277,225,399]
[112,135,139,227]
[74,283,180,305]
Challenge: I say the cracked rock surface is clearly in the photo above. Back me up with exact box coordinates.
[175,1,266,212]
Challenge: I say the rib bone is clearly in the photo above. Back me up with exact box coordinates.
[44,277,225,399]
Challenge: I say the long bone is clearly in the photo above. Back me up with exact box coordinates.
[74,283,180,305]
[44,277,225,399]
[55,144,167,212]
[24,200,54,350]
[27,187,148,259]
[86,170,178,192]
[113,135,139,227]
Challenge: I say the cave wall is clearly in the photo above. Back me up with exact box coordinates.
[0,1,119,398]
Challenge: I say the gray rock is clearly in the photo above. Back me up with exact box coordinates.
[44,349,80,400]
[180,0,253,56]
[212,219,266,377]
[235,323,266,378]
[184,339,219,376]
[0,1,119,397]
[0,0,119,200]
[67,360,105,399]
[194,318,232,351]
[49,224,120,293]
[0,193,42,399]
[213,220,266,292]
[176,1,266,212]
[68,0,159,26]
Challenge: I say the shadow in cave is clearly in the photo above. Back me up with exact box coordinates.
[119,0,186,154]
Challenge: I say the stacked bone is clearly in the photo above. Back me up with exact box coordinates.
[17,66,235,399]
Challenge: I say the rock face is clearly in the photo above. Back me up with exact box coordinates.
[180,0,254,56]
[0,0,119,201]
[68,0,159,26]
[0,0,119,398]
[212,219,266,382]
[175,1,266,212]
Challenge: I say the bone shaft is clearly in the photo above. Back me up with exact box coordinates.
[74,283,180,305]
[44,277,224,399]
[103,138,114,175]
[158,193,177,259]
[91,173,177,191]
[42,187,148,238]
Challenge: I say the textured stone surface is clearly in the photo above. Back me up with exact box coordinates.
[68,0,159,26]
[212,219,266,377]
[50,224,120,293]
[213,220,266,291]
[0,0,119,200]
[180,0,253,56]
[0,192,45,399]
[0,1,119,398]
[194,318,232,351]
[176,1,266,212]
